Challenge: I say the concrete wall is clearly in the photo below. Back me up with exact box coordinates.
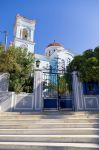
[0,92,34,112]
[0,71,99,112]
[83,95,99,110]
[72,71,99,111]
[0,92,12,112]
[13,93,34,112]
[0,70,43,112]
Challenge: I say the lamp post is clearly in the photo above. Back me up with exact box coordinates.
[0,30,8,51]
[36,60,40,68]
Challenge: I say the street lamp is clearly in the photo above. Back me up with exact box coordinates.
[36,60,40,68]
[0,30,8,51]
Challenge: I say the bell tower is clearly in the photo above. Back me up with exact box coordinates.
[14,14,36,53]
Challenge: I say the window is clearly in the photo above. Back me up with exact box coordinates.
[49,51,51,56]
[50,65,52,73]
[22,28,28,40]
[67,58,71,64]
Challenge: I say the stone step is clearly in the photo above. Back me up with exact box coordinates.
[0,112,99,117]
[1,119,99,125]
[2,112,99,115]
[0,128,98,135]
[0,115,99,119]
[0,112,96,115]
[0,134,98,143]
[0,142,98,150]
[0,113,98,150]
[0,122,98,126]
[0,116,99,121]
[0,118,99,123]
[0,122,99,128]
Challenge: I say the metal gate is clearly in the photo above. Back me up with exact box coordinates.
[43,70,73,110]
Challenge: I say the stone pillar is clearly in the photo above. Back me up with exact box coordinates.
[34,69,43,111]
[72,71,84,111]
[0,73,10,92]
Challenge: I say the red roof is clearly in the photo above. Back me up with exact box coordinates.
[47,42,63,47]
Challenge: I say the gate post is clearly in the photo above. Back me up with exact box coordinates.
[34,69,43,111]
[72,71,84,111]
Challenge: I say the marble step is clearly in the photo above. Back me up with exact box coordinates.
[0,128,98,135]
[0,113,99,116]
[0,142,98,150]
[9,115,98,119]
[0,112,99,117]
[0,118,99,123]
[0,117,99,120]
[0,134,98,143]
[0,122,99,128]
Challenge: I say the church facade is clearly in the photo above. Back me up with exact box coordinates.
[12,14,76,111]
[0,14,98,112]
[14,14,74,72]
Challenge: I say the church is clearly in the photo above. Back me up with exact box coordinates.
[11,14,76,110]
[14,14,74,71]
[0,13,98,112]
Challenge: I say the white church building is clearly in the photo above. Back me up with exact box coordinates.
[0,14,99,112]
[14,14,74,71]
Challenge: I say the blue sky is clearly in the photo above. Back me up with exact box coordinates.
[0,0,99,54]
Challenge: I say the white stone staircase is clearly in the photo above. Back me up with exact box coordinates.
[0,112,99,150]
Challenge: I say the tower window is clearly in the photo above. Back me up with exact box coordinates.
[67,58,71,64]
[22,28,28,40]
[49,51,51,56]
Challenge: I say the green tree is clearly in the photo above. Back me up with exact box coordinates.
[45,74,72,95]
[94,46,99,60]
[83,49,94,58]
[67,47,99,82]
[0,46,34,93]
[0,43,4,54]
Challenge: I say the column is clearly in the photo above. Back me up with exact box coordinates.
[72,71,84,111]
[34,69,43,111]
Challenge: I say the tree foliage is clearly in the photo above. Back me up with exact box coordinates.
[58,75,72,94]
[0,43,4,54]
[43,74,72,96]
[0,45,34,93]
[67,47,99,82]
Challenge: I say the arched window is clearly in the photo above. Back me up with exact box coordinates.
[67,58,71,64]
[49,51,51,56]
[22,28,28,40]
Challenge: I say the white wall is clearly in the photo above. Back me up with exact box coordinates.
[44,46,74,71]
[14,39,35,53]
[72,71,99,111]
[0,92,34,112]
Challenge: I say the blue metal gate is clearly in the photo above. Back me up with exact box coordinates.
[43,70,73,110]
